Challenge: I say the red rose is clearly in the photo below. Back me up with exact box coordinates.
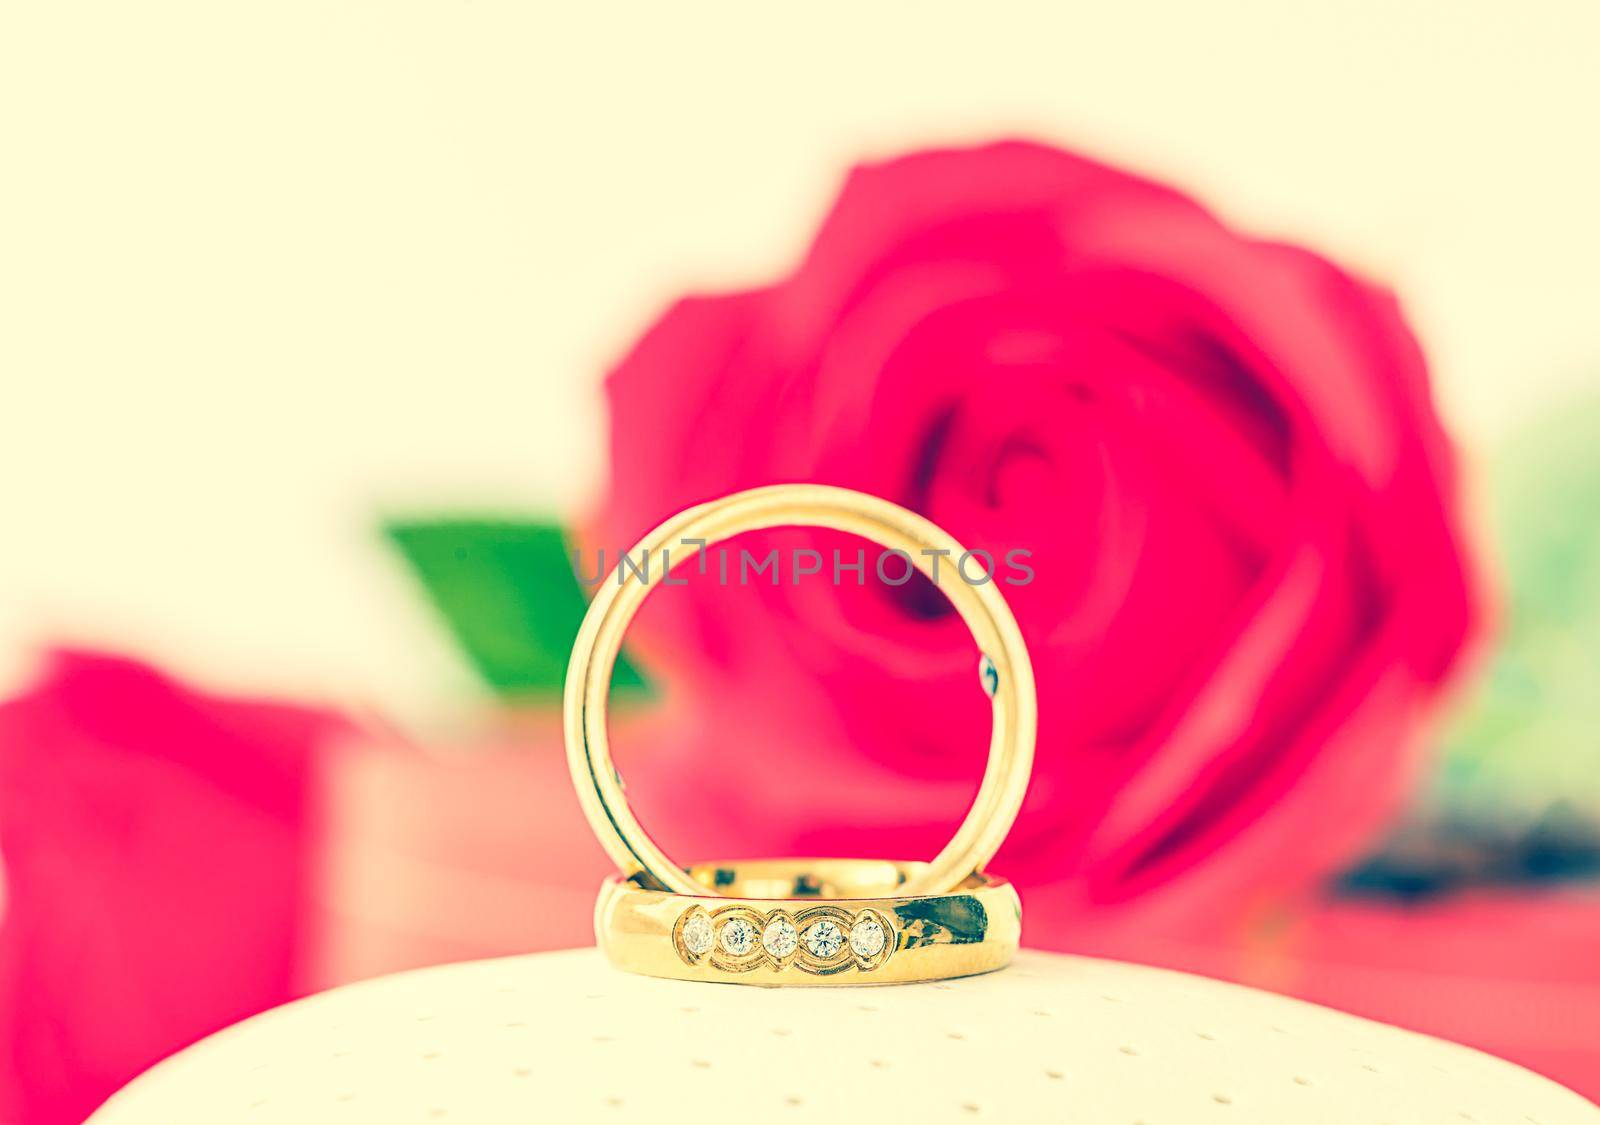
[592,141,1477,917]
[0,652,344,1124]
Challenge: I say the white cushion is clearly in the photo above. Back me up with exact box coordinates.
[93,948,1596,1123]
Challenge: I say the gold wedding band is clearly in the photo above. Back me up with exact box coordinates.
[596,859,1021,986]
[564,484,1037,898]
[567,486,1037,986]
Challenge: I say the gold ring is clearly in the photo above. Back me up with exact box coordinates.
[564,483,1037,898]
[596,858,1020,986]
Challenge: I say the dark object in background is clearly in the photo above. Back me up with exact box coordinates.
[1342,804,1600,901]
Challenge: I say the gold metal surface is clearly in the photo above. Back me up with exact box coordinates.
[563,484,1038,898]
[596,859,1021,986]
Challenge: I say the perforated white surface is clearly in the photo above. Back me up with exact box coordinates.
[92,949,1595,1124]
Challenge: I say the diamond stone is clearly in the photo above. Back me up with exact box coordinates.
[720,917,758,956]
[802,920,844,958]
[849,917,887,958]
[682,913,713,956]
[761,917,798,958]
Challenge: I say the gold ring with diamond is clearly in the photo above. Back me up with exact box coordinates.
[564,484,1037,900]
[596,858,1020,986]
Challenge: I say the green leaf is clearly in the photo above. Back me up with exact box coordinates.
[1339,392,1600,899]
[385,519,648,698]
[1432,393,1600,816]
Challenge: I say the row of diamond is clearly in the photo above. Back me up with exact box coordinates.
[675,905,894,973]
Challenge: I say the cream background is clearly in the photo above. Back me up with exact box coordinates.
[3,0,1599,708]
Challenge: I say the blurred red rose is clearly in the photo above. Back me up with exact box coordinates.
[0,652,344,1125]
[592,141,1478,918]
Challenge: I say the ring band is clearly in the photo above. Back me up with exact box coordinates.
[595,859,1021,986]
[564,484,1038,898]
